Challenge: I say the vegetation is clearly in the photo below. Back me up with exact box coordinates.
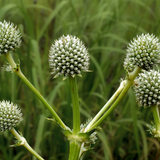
[0,0,160,159]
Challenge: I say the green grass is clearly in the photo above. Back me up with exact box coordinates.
[0,0,160,159]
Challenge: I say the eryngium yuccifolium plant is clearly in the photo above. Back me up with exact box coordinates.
[124,33,160,72]
[0,101,22,133]
[0,20,22,54]
[134,70,160,107]
[49,35,89,78]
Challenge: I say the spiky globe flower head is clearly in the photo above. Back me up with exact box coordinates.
[134,70,160,107]
[124,33,160,73]
[0,20,22,55]
[0,100,22,133]
[49,35,90,79]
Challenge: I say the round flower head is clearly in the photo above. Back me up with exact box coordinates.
[49,35,90,79]
[0,100,22,133]
[134,70,160,107]
[0,20,22,55]
[124,33,160,73]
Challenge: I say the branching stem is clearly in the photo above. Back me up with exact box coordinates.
[86,66,141,132]
[85,80,127,132]
[5,52,68,130]
[10,128,44,160]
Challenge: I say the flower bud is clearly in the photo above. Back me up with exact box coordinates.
[134,70,160,107]
[147,123,160,138]
[0,101,22,133]
[124,33,160,73]
[0,21,22,54]
[49,35,90,78]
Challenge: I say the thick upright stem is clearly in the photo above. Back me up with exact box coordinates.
[68,140,81,160]
[10,128,44,160]
[68,76,81,160]
[69,76,80,134]
[151,105,160,132]
[5,52,68,130]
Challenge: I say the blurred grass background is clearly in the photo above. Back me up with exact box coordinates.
[0,0,160,159]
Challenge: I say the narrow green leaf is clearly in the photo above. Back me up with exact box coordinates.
[0,4,17,20]
[90,55,106,88]
[37,1,68,41]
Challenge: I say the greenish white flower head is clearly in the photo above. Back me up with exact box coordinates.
[0,20,22,55]
[49,35,90,78]
[124,33,160,73]
[134,70,160,107]
[0,100,22,133]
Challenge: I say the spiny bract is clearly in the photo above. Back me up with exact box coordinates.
[134,70,160,107]
[49,35,90,79]
[0,100,22,133]
[0,20,22,55]
[124,33,160,73]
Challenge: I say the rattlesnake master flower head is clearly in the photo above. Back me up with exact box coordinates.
[49,35,90,79]
[0,20,22,55]
[0,101,22,133]
[134,70,160,108]
[124,33,160,73]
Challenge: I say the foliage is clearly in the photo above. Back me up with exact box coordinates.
[0,0,160,159]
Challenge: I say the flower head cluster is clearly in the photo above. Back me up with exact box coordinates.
[0,20,22,55]
[124,33,160,73]
[0,101,22,133]
[134,70,160,107]
[49,35,90,79]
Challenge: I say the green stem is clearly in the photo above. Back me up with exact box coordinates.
[5,52,68,130]
[86,66,141,132]
[68,140,81,160]
[68,76,81,160]
[151,105,160,132]
[10,128,44,160]
[69,76,80,134]
[85,80,126,132]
